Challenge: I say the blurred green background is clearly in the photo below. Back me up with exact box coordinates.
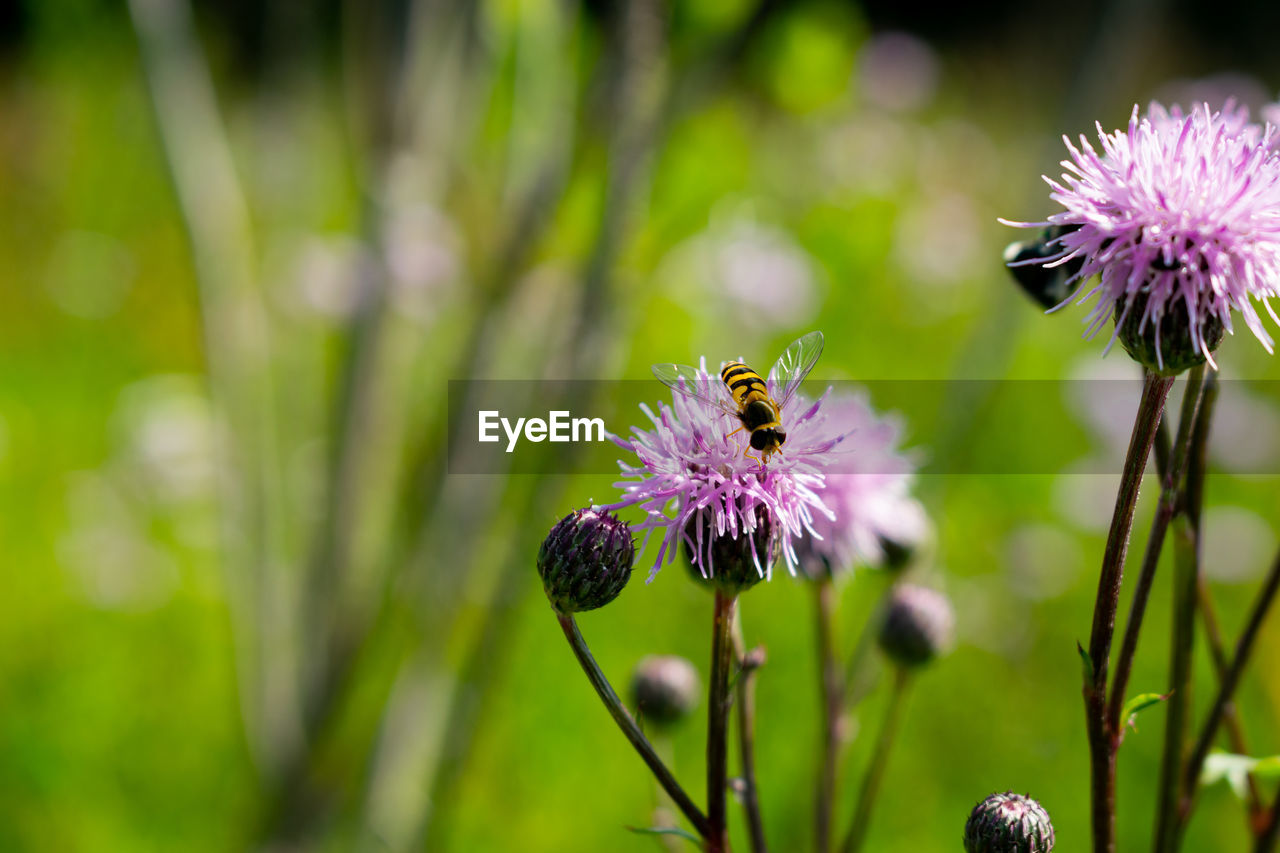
[4,0,1280,850]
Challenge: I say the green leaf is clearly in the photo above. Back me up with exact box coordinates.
[1121,692,1170,733]
[626,825,702,847]
[1077,642,1094,684]
[1201,752,1280,799]
[1252,756,1280,779]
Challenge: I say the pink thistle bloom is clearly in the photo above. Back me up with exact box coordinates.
[795,392,927,576]
[606,361,853,583]
[1003,102,1280,369]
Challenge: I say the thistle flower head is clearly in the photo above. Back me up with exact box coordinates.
[607,361,852,583]
[1004,101,1280,371]
[878,583,955,668]
[537,507,634,614]
[793,392,927,579]
[963,791,1055,853]
[630,655,700,729]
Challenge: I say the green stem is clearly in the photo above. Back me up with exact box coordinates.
[707,591,738,853]
[839,668,910,853]
[556,613,710,838]
[1170,373,1265,841]
[815,579,842,853]
[649,733,685,853]
[1196,576,1266,834]
[842,576,894,709]
[1086,371,1175,853]
[1153,516,1197,852]
[1177,547,1280,838]
[733,613,768,853]
[1152,375,1262,836]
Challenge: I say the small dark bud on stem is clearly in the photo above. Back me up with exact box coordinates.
[741,645,767,671]
[878,583,955,668]
[877,532,917,573]
[537,507,634,614]
[964,791,1055,853]
[1004,224,1084,309]
[631,655,700,729]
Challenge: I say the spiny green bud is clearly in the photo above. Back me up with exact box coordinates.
[964,791,1055,853]
[1115,290,1223,376]
[878,583,954,668]
[630,655,700,729]
[683,507,773,595]
[537,507,634,614]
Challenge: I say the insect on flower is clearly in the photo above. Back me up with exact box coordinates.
[651,331,824,466]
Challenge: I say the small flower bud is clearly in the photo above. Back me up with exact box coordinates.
[878,583,954,668]
[794,535,835,582]
[537,507,634,614]
[964,791,1055,853]
[630,655,700,729]
[1003,225,1084,309]
[1115,289,1224,375]
[877,532,918,573]
[683,506,774,594]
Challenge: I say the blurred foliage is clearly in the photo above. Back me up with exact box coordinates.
[2,1,1280,852]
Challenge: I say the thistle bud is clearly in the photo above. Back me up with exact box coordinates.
[683,506,774,594]
[537,508,634,614]
[793,534,835,583]
[1115,290,1224,376]
[630,655,700,729]
[1003,224,1084,309]
[877,531,919,573]
[878,583,954,668]
[964,791,1055,853]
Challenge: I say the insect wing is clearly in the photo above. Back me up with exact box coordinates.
[651,363,740,416]
[768,330,824,408]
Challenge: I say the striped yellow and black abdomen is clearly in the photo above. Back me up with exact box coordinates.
[720,361,769,408]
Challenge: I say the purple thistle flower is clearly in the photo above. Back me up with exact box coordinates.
[1003,101,1280,370]
[795,392,927,577]
[606,360,852,583]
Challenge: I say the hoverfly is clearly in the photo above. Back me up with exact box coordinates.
[652,331,824,465]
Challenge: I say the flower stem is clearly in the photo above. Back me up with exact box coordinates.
[815,579,842,853]
[842,575,894,709]
[732,612,768,853]
[649,743,685,852]
[1153,375,1263,834]
[1257,794,1280,853]
[1197,575,1266,833]
[707,591,738,853]
[1085,370,1175,853]
[556,613,711,838]
[1179,376,1264,835]
[839,667,910,853]
[1108,365,1206,737]
[1153,515,1197,852]
[1177,546,1280,840]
